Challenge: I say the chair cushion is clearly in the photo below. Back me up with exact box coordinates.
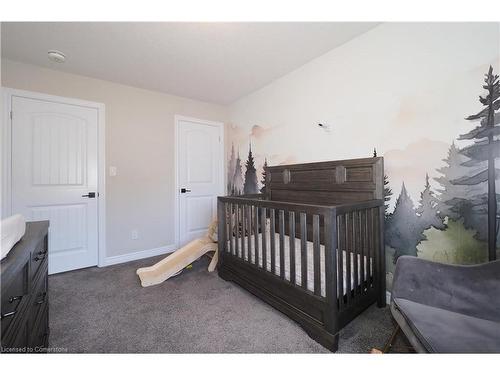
[392,257,500,322]
[394,297,500,353]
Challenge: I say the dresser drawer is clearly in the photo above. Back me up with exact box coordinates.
[1,259,30,337]
[30,303,49,351]
[31,237,48,281]
[28,266,48,330]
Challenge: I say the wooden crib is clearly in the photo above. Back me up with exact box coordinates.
[217,157,386,352]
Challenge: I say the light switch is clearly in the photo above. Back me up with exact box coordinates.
[109,166,117,177]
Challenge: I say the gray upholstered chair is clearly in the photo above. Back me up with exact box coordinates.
[390,256,500,353]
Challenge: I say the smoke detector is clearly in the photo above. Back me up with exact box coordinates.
[47,50,66,63]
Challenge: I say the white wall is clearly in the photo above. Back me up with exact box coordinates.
[2,59,228,259]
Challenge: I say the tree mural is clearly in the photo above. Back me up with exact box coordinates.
[417,174,445,239]
[433,142,489,245]
[227,143,237,194]
[232,150,244,195]
[434,142,485,220]
[454,66,500,260]
[227,142,266,196]
[243,142,259,194]
[260,158,268,194]
[386,183,423,261]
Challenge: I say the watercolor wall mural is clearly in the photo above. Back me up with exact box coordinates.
[224,23,500,290]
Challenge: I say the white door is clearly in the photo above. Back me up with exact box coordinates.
[178,118,223,246]
[11,96,99,274]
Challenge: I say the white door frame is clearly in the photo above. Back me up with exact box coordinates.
[174,115,225,247]
[2,88,107,267]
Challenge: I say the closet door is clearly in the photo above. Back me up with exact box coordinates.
[177,117,224,246]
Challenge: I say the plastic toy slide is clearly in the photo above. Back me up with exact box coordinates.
[136,221,218,287]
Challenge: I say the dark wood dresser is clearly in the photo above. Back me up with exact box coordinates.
[1,221,49,353]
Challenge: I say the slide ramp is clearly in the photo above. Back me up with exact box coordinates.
[136,236,218,287]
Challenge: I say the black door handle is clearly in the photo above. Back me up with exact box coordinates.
[82,192,96,198]
[180,188,191,193]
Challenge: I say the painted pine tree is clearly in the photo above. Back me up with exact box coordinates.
[417,174,445,238]
[243,142,259,194]
[454,66,500,261]
[227,143,237,194]
[434,142,488,243]
[260,158,268,194]
[232,150,244,195]
[385,183,423,262]
[434,142,485,220]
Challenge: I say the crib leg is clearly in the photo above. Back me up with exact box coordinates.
[377,292,387,308]
[377,273,387,307]
[330,333,339,353]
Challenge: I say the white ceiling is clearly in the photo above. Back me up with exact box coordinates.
[1,22,378,104]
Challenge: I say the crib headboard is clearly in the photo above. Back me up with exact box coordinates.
[265,157,384,205]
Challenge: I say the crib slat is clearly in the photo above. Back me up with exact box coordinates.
[289,211,296,285]
[229,204,234,255]
[261,207,267,271]
[360,209,366,294]
[241,205,246,259]
[313,214,321,296]
[254,206,259,267]
[353,211,359,297]
[345,213,352,305]
[270,208,276,274]
[300,212,307,289]
[235,204,240,257]
[338,214,345,309]
[367,208,373,287]
[241,205,245,258]
[279,210,285,280]
[227,203,230,254]
[247,205,252,262]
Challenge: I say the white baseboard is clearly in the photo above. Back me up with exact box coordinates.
[101,244,177,267]
[386,291,391,305]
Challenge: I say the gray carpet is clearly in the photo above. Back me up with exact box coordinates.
[48,255,395,353]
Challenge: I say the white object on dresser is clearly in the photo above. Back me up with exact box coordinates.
[1,214,26,260]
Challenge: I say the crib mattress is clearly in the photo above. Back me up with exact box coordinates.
[226,232,371,297]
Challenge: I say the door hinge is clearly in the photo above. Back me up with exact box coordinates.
[10,111,13,120]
